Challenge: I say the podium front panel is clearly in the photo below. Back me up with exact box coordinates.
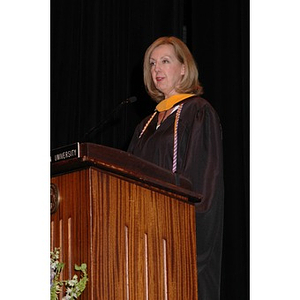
[51,166,198,299]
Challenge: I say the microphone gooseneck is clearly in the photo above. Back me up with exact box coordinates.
[83,96,137,141]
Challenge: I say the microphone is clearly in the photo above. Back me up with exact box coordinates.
[120,96,137,105]
[83,96,137,141]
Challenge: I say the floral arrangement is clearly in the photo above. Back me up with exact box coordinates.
[50,248,88,300]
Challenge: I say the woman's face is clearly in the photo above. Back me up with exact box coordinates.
[149,44,185,99]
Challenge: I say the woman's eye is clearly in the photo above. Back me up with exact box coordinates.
[150,61,155,66]
[162,59,169,64]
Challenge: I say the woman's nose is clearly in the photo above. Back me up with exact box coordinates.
[154,63,161,72]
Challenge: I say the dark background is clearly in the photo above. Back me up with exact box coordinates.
[51,0,249,299]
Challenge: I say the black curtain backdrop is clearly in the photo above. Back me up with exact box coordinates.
[51,0,249,299]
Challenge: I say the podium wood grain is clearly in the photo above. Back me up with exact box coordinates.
[51,145,198,300]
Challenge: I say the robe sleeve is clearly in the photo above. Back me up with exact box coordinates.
[180,102,224,213]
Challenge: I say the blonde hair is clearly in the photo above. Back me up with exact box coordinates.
[143,36,203,102]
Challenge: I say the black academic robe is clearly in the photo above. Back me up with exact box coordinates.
[128,96,224,300]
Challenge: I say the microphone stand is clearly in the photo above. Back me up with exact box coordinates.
[83,96,137,142]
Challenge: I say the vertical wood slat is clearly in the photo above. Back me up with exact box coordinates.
[51,167,198,299]
[163,238,168,300]
[50,221,54,251]
[68,218,72,279]
[125,226,129,300]
[144,233,149,300]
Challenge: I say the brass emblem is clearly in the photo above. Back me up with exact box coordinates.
[50,183,60,214]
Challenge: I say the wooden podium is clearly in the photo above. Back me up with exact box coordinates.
[51,143,202,299]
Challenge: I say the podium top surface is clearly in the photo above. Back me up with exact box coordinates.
[51,143,203,203]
